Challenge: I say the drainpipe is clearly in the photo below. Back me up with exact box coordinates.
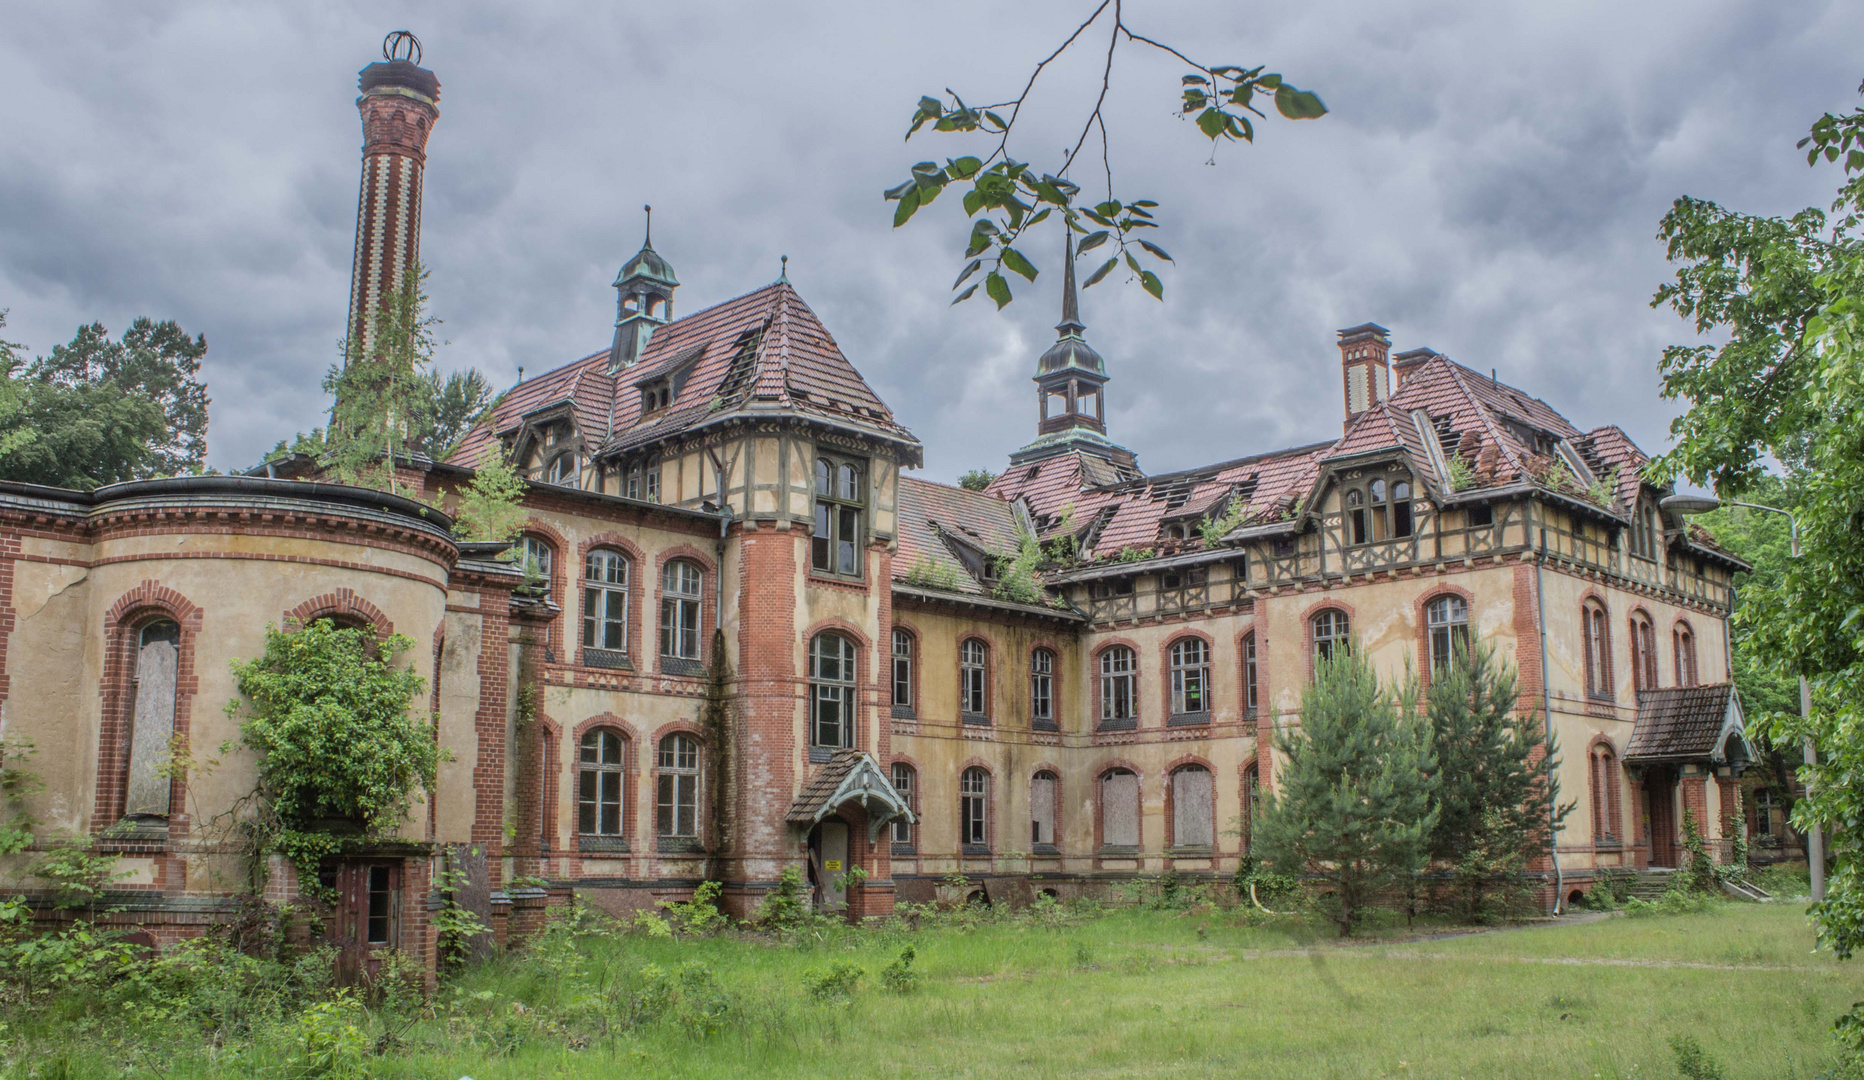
[1533,521,1564,914]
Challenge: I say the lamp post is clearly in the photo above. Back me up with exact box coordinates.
[1661,492,1823,901]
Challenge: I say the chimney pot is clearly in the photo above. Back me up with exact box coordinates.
[1337,322,1392,430]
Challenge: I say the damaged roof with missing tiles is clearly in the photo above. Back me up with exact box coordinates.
[894,476,1023,597]
[449,281,919,470]
[972,352,1697,571]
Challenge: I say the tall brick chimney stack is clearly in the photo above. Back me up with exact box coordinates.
[1337,322,1391,432]
[345,32,440,361]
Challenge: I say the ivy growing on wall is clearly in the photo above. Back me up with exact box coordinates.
[224,619,442,892]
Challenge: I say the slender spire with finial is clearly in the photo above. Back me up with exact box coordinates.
[779,254,789,283]
[1057,230,1083,334]
[643,204,652,247]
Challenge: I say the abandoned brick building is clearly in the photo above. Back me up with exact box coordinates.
[0,39,1756,976]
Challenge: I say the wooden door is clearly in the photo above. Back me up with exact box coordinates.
[330,860,401,986]
[1645,770,1678,868]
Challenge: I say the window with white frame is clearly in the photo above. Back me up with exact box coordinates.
[1030,648,1055,727]
[1312,609,1350,664]
[521,535,554,600]
[1426,594,1469,675]
[1242,632,1259,716]
[582,550,630,652]
[578,729,626,836]
[1169,638,1209,716]
[660,560,702,660]
[960,767,989,849]
[1100,646,1136,726]
[812,455,865,577]
[891,629,914,711]
[656,733,700,838]
[810,633,857,750]
[890,762,916,846]
[959,638,989,719]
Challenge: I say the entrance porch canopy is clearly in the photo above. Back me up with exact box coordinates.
[786,749,915,841]
[1625,684,1755,772]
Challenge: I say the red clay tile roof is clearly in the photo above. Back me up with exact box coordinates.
[448,281,918,470]
[894,477,1021,596]
[1625,684,1749,763]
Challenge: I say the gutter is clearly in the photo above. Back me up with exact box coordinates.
[1533,517,1564,914]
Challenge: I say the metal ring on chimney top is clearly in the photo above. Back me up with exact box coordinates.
[383,31,422,65]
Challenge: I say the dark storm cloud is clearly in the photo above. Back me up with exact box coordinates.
[1,0,1859,477]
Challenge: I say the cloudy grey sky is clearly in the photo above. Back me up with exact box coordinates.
[2,1,1859,480]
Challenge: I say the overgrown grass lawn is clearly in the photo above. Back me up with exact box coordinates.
[36,903,1861,1079]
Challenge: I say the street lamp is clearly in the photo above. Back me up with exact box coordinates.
[1660,492,1824,901]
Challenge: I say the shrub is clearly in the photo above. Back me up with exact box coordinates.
[879,945,920,994]
[753,867,813,933]
[803,960,866,1003]
[287,993,372,1080]
[1624,883,1718,918]
[658,880,729,937]
[1669,1033,1724,1080]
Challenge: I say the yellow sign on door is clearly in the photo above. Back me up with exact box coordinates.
[825,860,842,871]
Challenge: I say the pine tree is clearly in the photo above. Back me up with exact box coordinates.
[1425,643,1572,918]
[1255,648,1438,936]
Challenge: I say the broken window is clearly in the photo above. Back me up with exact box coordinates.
[1674,622,1698,687]
[520,535,555,600]
[1169,638,1209,716]
[812,455,865,577]
[959,638,989,719]
[1630,613,1658,692]
[1583,600,1613,699]
[125,620,181,819]
[960,767,990,849]
[1030,770,1058,848]
[1030,648,1055,726]
[810,633,856,749]
[1312,609,1350,664]
[891,763,916,846]
[546,451,578,487]
[1427,594,1469,675]
[1099,646,1136,726]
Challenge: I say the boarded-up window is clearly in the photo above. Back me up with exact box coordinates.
[1101,770,1139,849]
[1172,766,1213,849]
[126,621,181,818]
[1030,771,1058,847]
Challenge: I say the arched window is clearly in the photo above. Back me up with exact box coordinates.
[656,733,700,839]
[577,729,627,836]
[1030,648,1055,729]
[1312,609,1350,664]
[1588,743,1621,845]
[1171,764,1214,850]
[1099,768,1140,851]
[891,629,914,712]
[959,638,989,721]
[1630,613,1658,693]
[125,619,182,819]
[1674,621,1698,687]
[1241,632,1260,716]
[1345,488,1367,545]
[1583,600,1612,699]
[1169,638,1210,718]
[1426,595,1469,675]
[890,762,917,847]
[660,560,702,660]
[521,535,555,600]
[582,550,630,654]
[1030,770,1059,849]
[1369,478,1389,541]
[1241,762,1260,852]
[809,633,857,750]
[1099,645,1137,728]
[960,767,990,851]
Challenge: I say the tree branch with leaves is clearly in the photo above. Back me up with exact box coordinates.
[886,0,1326,308]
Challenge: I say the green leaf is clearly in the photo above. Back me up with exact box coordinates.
[985,271,1012,309]
[884,180,916,201]
[1140,270,1164,300]
[1082,209,1114,228]
[1124,250,1143,275]
[1137,239,1174,263]
[1259,73,1282,89]
[1077,230,1111,254]
[892,186,922,228]
[947,156,984,180]
[1274,85,1329,120]
[1182,74,1211,86]
[1096,200,1123,218]
[1026,207,1052,228]
[912,161,946,190]
[919,95,942,116]
[1228,113,1255,142]
[951,284,979,305]
[984,110,1009,131]
[1083,257,1118,289]
[1001,247,1038,282]
[963,189,984,216]
[1197,107,1227,140]
[953,259,983,290]
[1132,200,1158,208]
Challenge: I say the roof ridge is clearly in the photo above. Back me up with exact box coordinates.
[1440,361,1522,473]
